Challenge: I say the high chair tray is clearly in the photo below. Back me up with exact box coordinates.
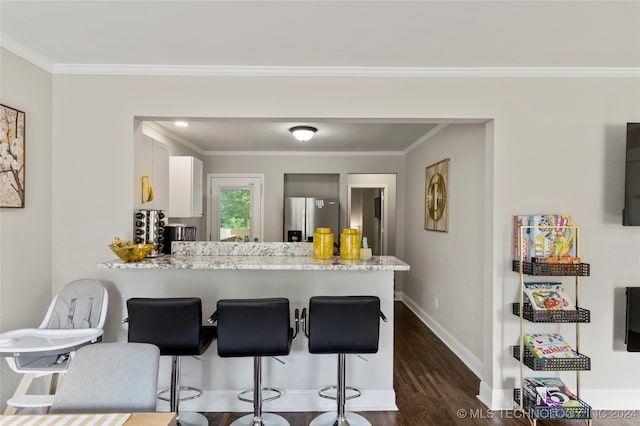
[0,328,103,357]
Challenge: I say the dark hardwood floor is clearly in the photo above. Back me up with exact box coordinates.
[205,302,638,425]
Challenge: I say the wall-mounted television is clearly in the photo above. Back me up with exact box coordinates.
[626,287,640,352]
[623,123,640,226]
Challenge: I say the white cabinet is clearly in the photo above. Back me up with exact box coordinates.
[134,135,169,211]
[169,156,203,218]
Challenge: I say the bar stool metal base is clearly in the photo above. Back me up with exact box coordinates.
[175,410,209,426]
[312,354,369,426]
[163,355,207,426]
[231,357,287,426]
[230,412,290,426]
[309,411,371,426]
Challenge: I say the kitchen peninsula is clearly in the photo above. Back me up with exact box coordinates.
[99,242,409,413]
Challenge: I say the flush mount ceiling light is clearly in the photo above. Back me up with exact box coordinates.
[174,121,189,127]
[289,126,317,142]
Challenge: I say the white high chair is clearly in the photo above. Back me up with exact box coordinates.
[0,279,108,414]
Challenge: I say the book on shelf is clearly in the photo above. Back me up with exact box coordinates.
[514,215,531,261]
[513,214,576,262]
[532,257,581,264]
[523,377,583,409]
[524,282,575,311]
[522,333,580,359]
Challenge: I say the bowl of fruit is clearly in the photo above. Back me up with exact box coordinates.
[109,237,154,262]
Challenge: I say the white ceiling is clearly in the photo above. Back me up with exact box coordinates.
[149,119,447,153]
[2,1,639,71]
[2,1,638,152]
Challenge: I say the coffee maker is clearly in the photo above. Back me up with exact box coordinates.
[162,224,197,254]
[133,209,165,257]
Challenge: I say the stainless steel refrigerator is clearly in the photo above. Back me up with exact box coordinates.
[284,197,339,242]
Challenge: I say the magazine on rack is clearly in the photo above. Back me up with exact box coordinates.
[523,377,582,408]
[523,333,580,359]
[513,214,575,261]
[523,282,575,311]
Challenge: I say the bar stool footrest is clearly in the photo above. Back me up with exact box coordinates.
[318,385,361,401]
[238,387,282,404]
[157,385,202,402]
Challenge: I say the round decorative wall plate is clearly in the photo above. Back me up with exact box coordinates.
[424,158,449,232]
[427,172,447,222]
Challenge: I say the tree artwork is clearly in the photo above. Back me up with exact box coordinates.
[0,104,25,208]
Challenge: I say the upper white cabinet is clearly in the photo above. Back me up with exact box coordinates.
[169,156,203,217]
[134,135,169,211]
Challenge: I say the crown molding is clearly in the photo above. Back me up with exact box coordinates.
[142,122,205,155]
[203,150,406,157]
[0,34,53,73]
[404,124,450,155]
[2,35,639,78]
[51,64,640,78]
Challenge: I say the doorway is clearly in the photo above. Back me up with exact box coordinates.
[207,174,264,242]
[350,188,384,255]
[347,173,397,256]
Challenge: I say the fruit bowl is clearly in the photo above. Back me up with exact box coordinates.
[109,238,154,262]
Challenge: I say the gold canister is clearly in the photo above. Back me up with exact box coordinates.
[313,227,334,259]
[340,228,361,260]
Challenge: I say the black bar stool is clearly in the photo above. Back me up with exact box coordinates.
[211,298,298,426]
[126,297,217,426]
[301,296,386,426]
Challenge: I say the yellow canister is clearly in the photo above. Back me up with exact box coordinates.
[313,227,334,259]
[340,228,361,260]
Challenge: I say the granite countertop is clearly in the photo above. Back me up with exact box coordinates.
[99,242,410,271]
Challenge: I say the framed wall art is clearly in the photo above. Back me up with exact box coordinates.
[425,158,449,232]
[0,104,26,208]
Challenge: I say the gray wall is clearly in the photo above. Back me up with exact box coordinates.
[0,48,53,410]
[57,74,636,409]
[403,123,487,370]
[204,154,405,245]
[0,65,637,409]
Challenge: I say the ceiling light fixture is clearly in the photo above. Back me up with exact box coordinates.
[174,121,189,127]
[289,126,317,142]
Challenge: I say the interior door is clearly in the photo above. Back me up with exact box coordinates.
[208,175,263,242]
[349,187,385,255]
[347,173,396,256]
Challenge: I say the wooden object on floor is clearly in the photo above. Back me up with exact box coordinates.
[0,412,176,426]
[127,412,176,425]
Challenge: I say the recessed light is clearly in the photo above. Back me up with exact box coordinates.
[174,121,189,127]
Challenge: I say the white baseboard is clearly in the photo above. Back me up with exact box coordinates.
[487,388,517,410]
[175,389,398,412]
[400,294,483,378]
[579,389,640,410]
[476,380,494,408]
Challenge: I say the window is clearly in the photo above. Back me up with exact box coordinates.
[208,175,263,242]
